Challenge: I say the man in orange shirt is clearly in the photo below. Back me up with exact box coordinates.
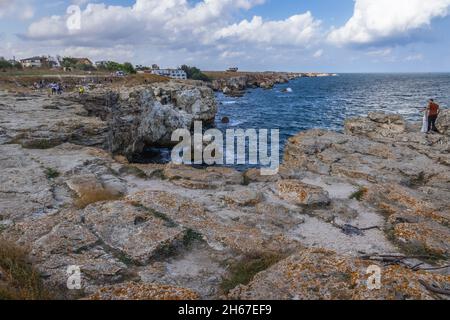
[427,99,440,133]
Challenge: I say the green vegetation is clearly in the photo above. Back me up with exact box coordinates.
[182,229,204,248]
[61,57,95,71]
[21,139,58,150]
[349,186,368,201]
[149,209,177,228]
[409,172,426,187]
[0,59,21,70]
[181,65,210,81]
[220,254,283,294]
[130,202,178,228]
[384,227,446,264]
[0,241,53,300]
[97,61,136,74]
[45,168,60,180]
[135,65,150,71]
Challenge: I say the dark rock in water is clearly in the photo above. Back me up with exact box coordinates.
[228,90,245,98]
[221,117,230,124]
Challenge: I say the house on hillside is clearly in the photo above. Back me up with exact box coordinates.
[227,67,239,72]
[20,55,60,68]
[150,68,187,80]
[73,58,93,66]
[20,56,46,68]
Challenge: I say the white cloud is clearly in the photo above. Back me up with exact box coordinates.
[213,12,321,46]
[0,0,34,20]
[220,50,245,59]
[313,49,323,58]
[21,0,320,62]
[405,53,423,61]
[61,45,135,61]
[24,0,268,46]
[366,48,392,57]
[328,0,450,46]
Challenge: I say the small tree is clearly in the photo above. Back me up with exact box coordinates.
[180,65,210,81]
[76,63,95,71]
[0,60,13,69]
[61,57,78,69]
[122,62,136,74]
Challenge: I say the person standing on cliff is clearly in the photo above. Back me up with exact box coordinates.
[426,99,440,133]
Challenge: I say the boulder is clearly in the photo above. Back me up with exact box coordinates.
[106,84,217,158]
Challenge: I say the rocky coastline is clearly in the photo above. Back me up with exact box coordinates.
[209,72,335,97]
[0,80,449,300]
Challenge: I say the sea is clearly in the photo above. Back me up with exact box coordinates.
[137,73,450,165]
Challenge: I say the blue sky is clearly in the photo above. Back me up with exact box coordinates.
[1,0,450,72]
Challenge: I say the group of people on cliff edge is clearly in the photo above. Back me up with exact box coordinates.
[421,99,441,134]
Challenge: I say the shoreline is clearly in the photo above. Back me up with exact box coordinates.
[0,79,448,300]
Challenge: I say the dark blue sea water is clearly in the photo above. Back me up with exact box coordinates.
[215,73,450,155]
[137,73,450,164]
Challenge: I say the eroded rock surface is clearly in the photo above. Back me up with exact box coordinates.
[229,249,450,300]
[0,82,217,159]
[0,97,448,300]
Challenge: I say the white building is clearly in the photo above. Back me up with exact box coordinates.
[151,69,187,80]
[20,56,44,68]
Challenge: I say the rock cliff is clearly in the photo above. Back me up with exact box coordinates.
[210,73,298,96]
[0,82,217,159]
[0,87,448,300]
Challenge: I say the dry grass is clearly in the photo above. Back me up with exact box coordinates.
[109,73,168,88]
[349,187,368,201]
[74,188,123,209]
[0,240,53,300]
[204,71,256,80]
[0,71,167,92]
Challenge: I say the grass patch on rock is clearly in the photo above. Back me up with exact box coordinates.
[21,139,59,150]
[45,167,60,180]
[0,241,53,300]
[183,229,204,248]
[130,202,178,228]
[220,254,284,294]
[384,227,446,264]
[349,187,368,201]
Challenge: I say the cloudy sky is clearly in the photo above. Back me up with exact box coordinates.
[1,0,450,72]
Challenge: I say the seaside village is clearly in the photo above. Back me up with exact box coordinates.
[1,55,190,79]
